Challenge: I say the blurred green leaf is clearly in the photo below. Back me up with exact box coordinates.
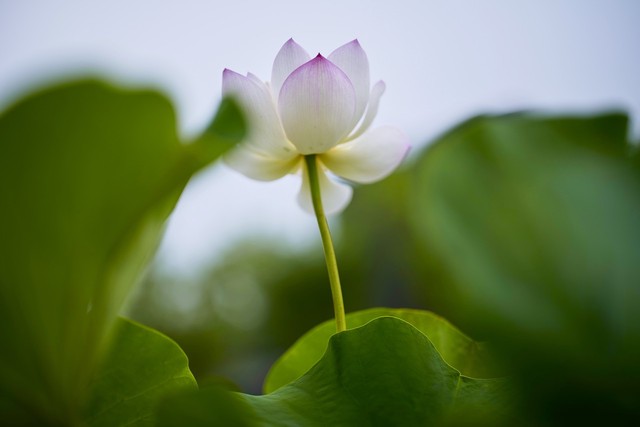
[0,79,244,424]
[84,317,197,427]
[158,317,512,426]
[265,308,502,394]
[187,96,246,167]
[155,386,255,427]
[411,113,640,423]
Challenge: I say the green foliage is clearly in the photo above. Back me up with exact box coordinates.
[411,113,640,423]
[265,307,502,394]
[0,79,244,425]
[85,318,197,427]
[133,111,640,425]
[159,317,512,426]
[128,239,377,393]
[2,77,637,426]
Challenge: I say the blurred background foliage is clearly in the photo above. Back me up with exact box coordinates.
[2,77,638,425]
[0,79,245,426]
[128,111,640,425]
[410,112,640,425]
[126,168,434,394]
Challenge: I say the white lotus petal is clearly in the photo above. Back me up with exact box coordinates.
[225,146,300,181]
[279,55,356,155]
[271,38,311,101]
[321,126,410,184]
[328,39,370,130]
[298,160,353,215]
[347,80,385,141]
[222,69,296,158]
[247,72,265,86]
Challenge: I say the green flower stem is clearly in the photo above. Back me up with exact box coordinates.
[304,155,347,333]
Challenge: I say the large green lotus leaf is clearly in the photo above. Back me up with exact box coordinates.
[0,80,244,425]
[158,317,512,426]
[410,113,640,422]
[84,317,197,427]
[264,307,501,393]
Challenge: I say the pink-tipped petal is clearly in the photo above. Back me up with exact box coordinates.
[222,69,296,159]
[297,162,353,215]
[279,55,356,155]
[347,80,385,140]
[321,126,410,184]
[271,38,311,101]
[328,39,370,130]
[225,146,301,181]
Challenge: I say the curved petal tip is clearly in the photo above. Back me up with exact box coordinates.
[271,38,311,101]
[222,68,237,77]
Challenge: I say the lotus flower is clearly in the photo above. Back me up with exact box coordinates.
[223,39,410,214]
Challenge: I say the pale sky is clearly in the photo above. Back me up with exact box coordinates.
[1,0,639,274]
